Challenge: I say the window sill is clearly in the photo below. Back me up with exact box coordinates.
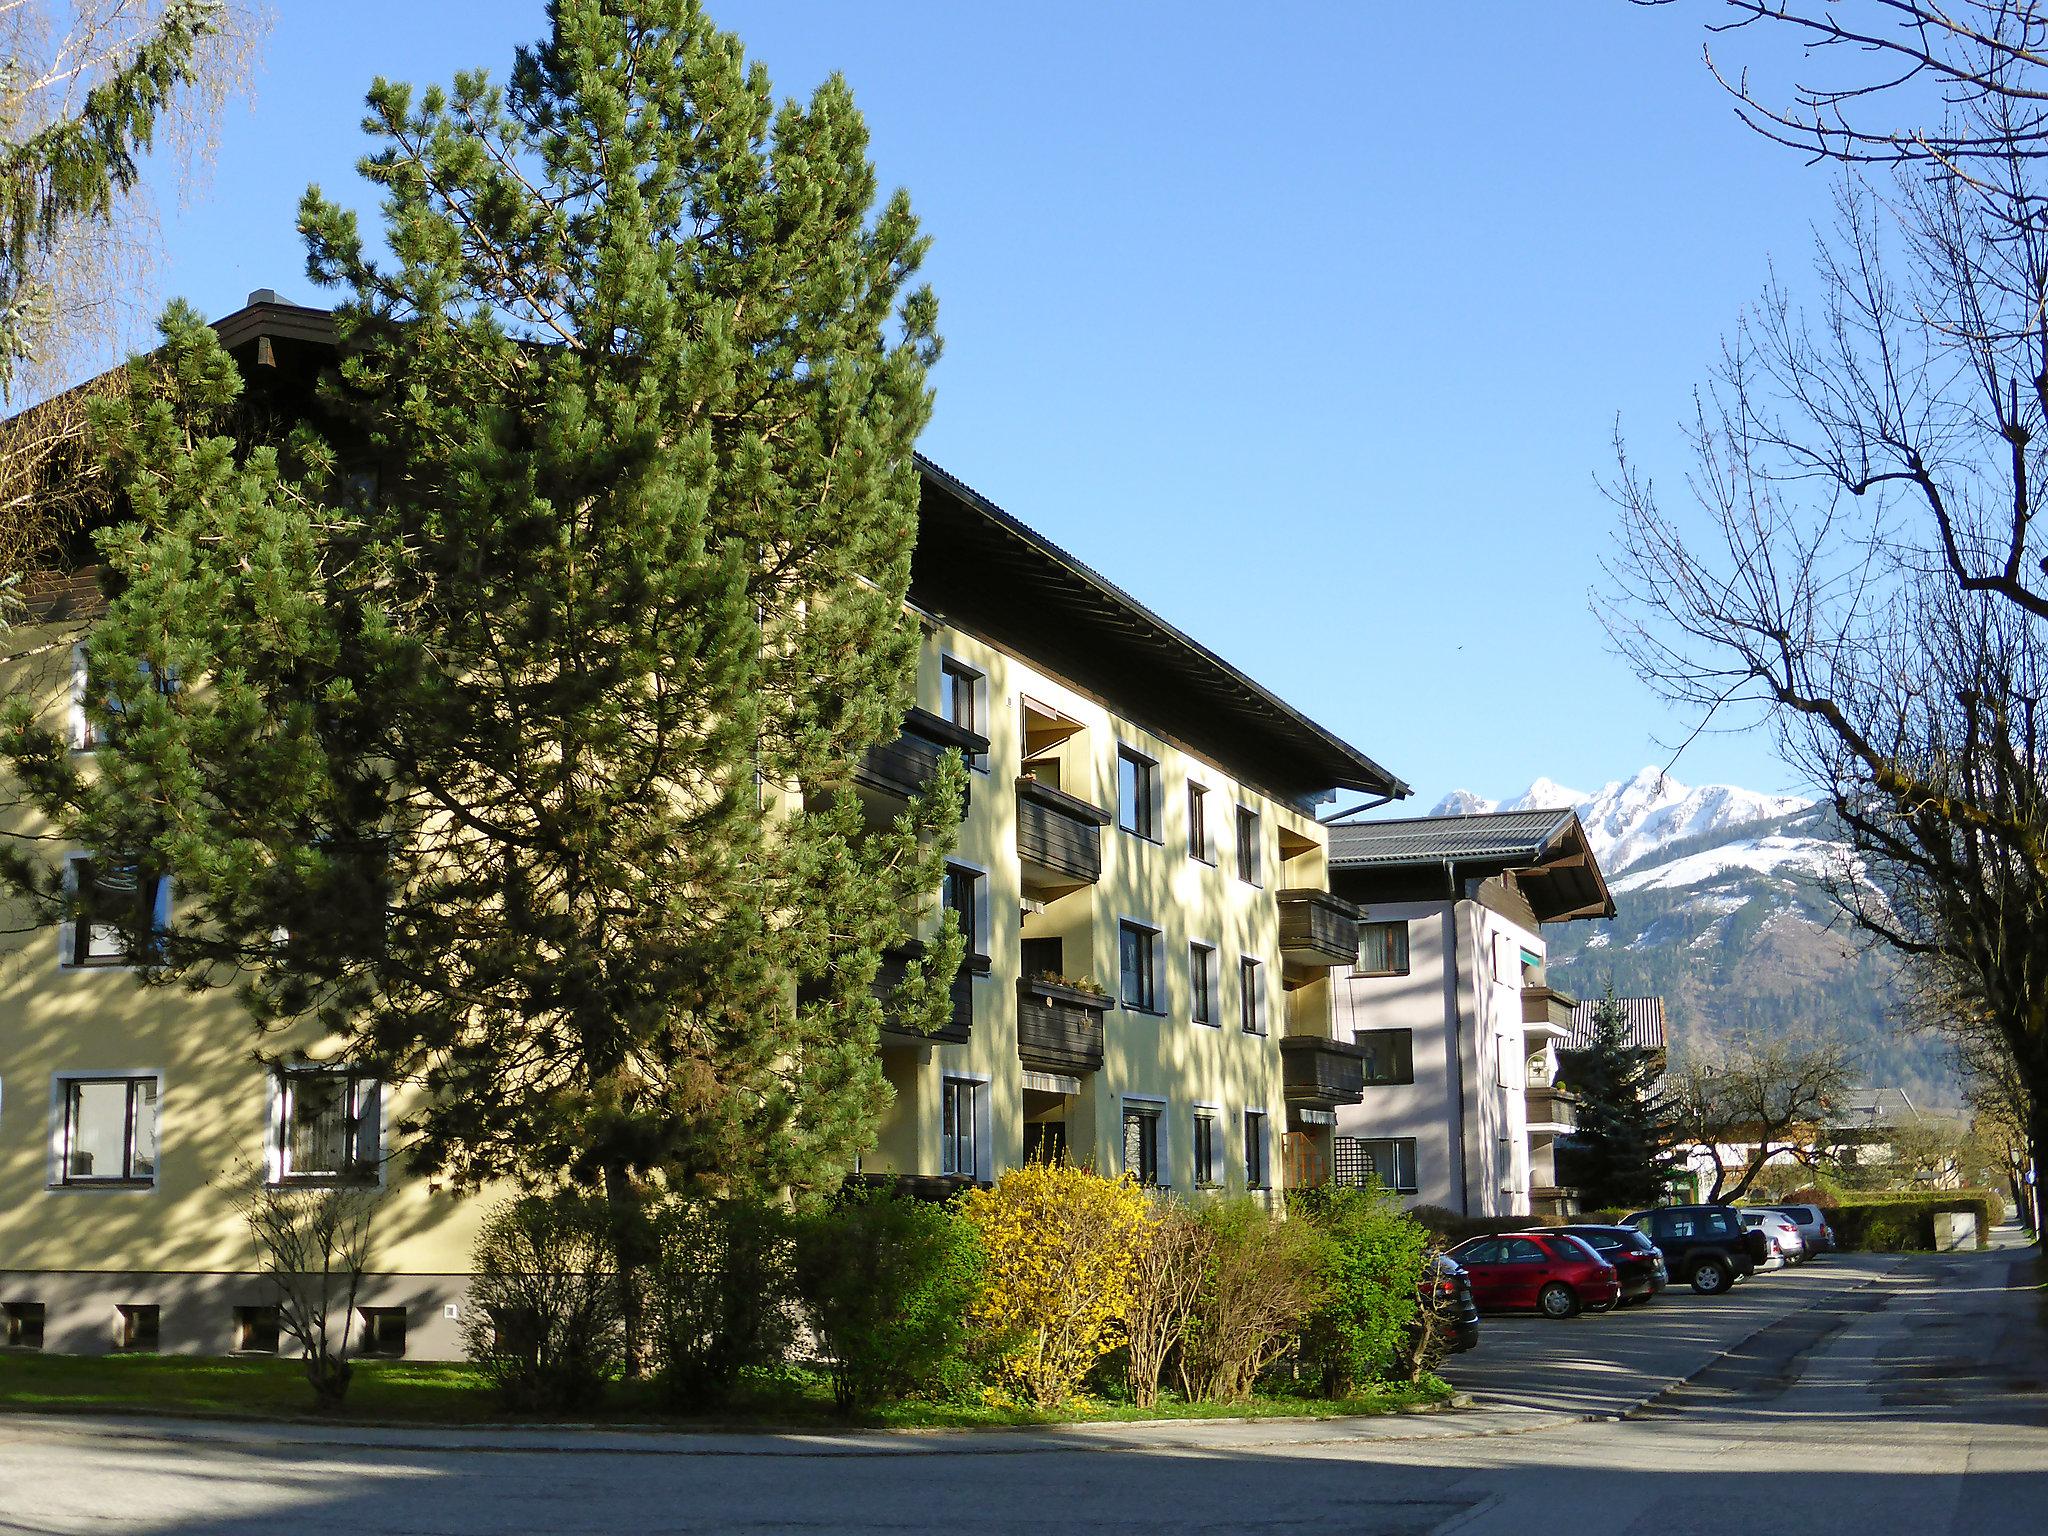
[1189,853,1216,867]
[270,1176,380,1190]
[1118,828,1164,846]
[1122,1004,1168,1018]
[48,1179,156,1192]
[1192,1018,1221,1029]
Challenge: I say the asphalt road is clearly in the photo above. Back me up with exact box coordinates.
[2,1240,2044,1535]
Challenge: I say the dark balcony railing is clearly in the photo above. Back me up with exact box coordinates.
[1521,984,1579,1030]
[1016,978,1109,1075]
[1524,1085,1578,1133]
[1276,888,1364,967]
[873,944,974,1046]
[1279,1034,1369,1108]
[855,707,989,812]
[1015,775,1111,888]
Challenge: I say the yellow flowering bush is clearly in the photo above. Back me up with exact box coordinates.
[960,1162,1148,1407]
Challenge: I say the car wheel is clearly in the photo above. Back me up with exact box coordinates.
[1692,1259,1730,1294]
[1538,1282,1579,1319]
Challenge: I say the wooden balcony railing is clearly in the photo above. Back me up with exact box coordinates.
[1016,978,1109,1075]
[1276,888,1364,967]
[1279,1034,1369,1108]
[1015,775,1111,889]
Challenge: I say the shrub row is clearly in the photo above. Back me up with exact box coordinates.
[1820,1189,1999,1252]
[463,1164,1435,1417]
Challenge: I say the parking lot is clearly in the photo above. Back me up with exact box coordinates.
[1439,1250,1903,1417]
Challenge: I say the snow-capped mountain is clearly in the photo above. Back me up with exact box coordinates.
[1429,767,1814,879]
[1421,769,1950,1103]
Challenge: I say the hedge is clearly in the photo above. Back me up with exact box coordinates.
[1818,1190,1999,1253]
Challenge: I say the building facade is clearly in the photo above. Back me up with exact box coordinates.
[0,297,1407,1357]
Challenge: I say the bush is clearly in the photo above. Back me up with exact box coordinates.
[1821,1189,1998,1251]
[790,1187,983,1416]
[1123,1199,1214,1408]
[1291,1184,1429,1397]
[1393,1236,1464,1384]
[1180,1197,1327,1403]
[463,1190,626,1412]
[644,1195,795,1407]
[961,1162,1148,1408]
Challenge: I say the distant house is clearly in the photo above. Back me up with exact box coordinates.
[1323,809,1615,1218]
[1564,996,1669,1069]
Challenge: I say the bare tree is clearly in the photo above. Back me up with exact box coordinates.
[1666,1035,1855,1201]
[1123,1200,1212,1409]
[237,1165,381,1409]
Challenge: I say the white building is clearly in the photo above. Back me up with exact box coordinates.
[1321,809,1613,1218]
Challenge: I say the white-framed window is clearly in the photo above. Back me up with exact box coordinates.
[1354,921,1410,977]
[1186,780,1212,862]
[938,656,987,770]
[1497,1033,1519,1087]
[1244,1109,1268,1190]
[1122,1098,1163,1186]
[70,644,177,753]
[1192,1107,1218,1188]
[1234,804,1262,885]
[1188,941,1217,1026]
[1498,1135,1519,1195]
[51,1072,160,1187]
[940,1076,986,1181]
[941,862,988,967]
[1117,746,1160,841]
[60,856,170,970]
[1238,955,1266,1035]
[1119,920,1162,1012]
[1356,1136,1419,1193]
[271,1067,382,1185]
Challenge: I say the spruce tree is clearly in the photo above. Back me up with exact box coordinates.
[1556,987,1676,1211]
[0,0,962,1210]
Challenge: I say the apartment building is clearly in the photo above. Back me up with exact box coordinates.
[1321,809,1613,1219]
[0,296,1407,1357]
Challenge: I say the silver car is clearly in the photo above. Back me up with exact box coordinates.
[1764,1202,1837,1254]
[1739,1208,1808,1266]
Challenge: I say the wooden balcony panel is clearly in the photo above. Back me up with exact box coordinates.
[873,945,974,1046]
[1279,1034,1368,1108]
[1015,776,1111,887]
[1016,979,1108,1075]
[1276,888,1364,967]
[1524,1084,1578,1133]
[854,708,989,813]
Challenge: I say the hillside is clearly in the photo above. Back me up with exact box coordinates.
[1426,771,1955,1105]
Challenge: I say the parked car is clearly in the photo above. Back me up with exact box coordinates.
[1446,1231,1622,1318]
[1422,1252,1482,1354]
[1622,1204,1760,1294]
[1764,1202,1837,1254]
[1739,1208,1807,1267]
[1556,1223,1669,1304]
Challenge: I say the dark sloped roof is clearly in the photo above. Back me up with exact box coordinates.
[1565,996,1667,1053]
[1326,808,1615,922]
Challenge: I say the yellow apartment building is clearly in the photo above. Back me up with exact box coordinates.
[0,297,1408,1358]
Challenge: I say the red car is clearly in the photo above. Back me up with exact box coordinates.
[1446,1231,1623,1318]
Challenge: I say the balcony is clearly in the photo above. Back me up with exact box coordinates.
[1521,983,1578,1041]
[1016,977,1109,1076]
[1015,775,1111,894]
[1525,1084,1578,1136]
[873,944,974,1047]
[1279,1034,1368,1108]
[855,708,989,811]
[1276,888,1364,968]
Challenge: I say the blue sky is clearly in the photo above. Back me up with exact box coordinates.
[149,2,1834,809]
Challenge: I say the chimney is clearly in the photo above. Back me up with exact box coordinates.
[247,287,281,307]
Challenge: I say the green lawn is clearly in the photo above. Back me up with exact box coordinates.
[0,1353,1454,1430]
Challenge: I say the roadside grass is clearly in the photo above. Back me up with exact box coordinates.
[0,1353,1454,1430]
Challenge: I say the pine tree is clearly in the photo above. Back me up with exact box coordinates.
[1,0,962,1211]
[1556,987,1676,1210]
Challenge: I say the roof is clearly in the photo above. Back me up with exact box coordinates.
[910,459,1407,806]
[1824,1087,1921,1130]
[1325,808,1616,922]
[1564,996,1667,1054]
[11,567,105,625]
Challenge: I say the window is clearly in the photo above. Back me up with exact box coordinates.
[1117,747,1159,840]
[1122,1102,1162,1186]
[115,1303,159,1352]
[1497,1033,1519,1086]
[65,858,170,968]
[941,1077,982,1180]
[1192,1109,1217,1187]
[3,1302,43,1350]
[1187,782,1212,861]
[1238,955,1265,1035]
[942,863,986,965]
[1188,942,1217,1026]
[58,1076,158,1185]
[1498,1136,1518,1194]
[939,657,986,769]
[1234,804,1261,885]
[276,1069,381,1184]
[1244,1110,1268,1189]
[1497,1237,1545,1263]
[234,1305,280,1355]
[1120,921,1161,1012]
[1354,921,1410,977]
[1355,1028,1414,1086]
[1355,1136,1419,1193]
[70,646,176,752]
[359,1307,408,1359]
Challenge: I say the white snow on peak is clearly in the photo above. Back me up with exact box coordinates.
[1428,788,1498,817]
[1610,833,1854,895]
[1498,777,1589,813]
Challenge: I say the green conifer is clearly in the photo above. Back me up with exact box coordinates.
[1556,986,1678,1210]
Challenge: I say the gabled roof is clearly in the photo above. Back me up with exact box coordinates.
[1825,1087,1920,1129]
[1325,807,1616,922]
[1565,996,1667,1053]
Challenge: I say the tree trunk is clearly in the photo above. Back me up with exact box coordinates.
[2028,1106,2048,1246]
[603,1161,651,1378]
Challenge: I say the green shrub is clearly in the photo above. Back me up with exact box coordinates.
[1180,1197,1327,1403]
[1291,1183,1429,1396]
[645,1195,794,1407]
[462,1189,625,1412]
[790,1187,983,1416]
[1821,1189,1998,1251]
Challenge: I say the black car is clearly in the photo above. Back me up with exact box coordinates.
[1421,1252,1482,1354]
[1557,1223,1669,1304]
[1622,1204,1761,1294]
